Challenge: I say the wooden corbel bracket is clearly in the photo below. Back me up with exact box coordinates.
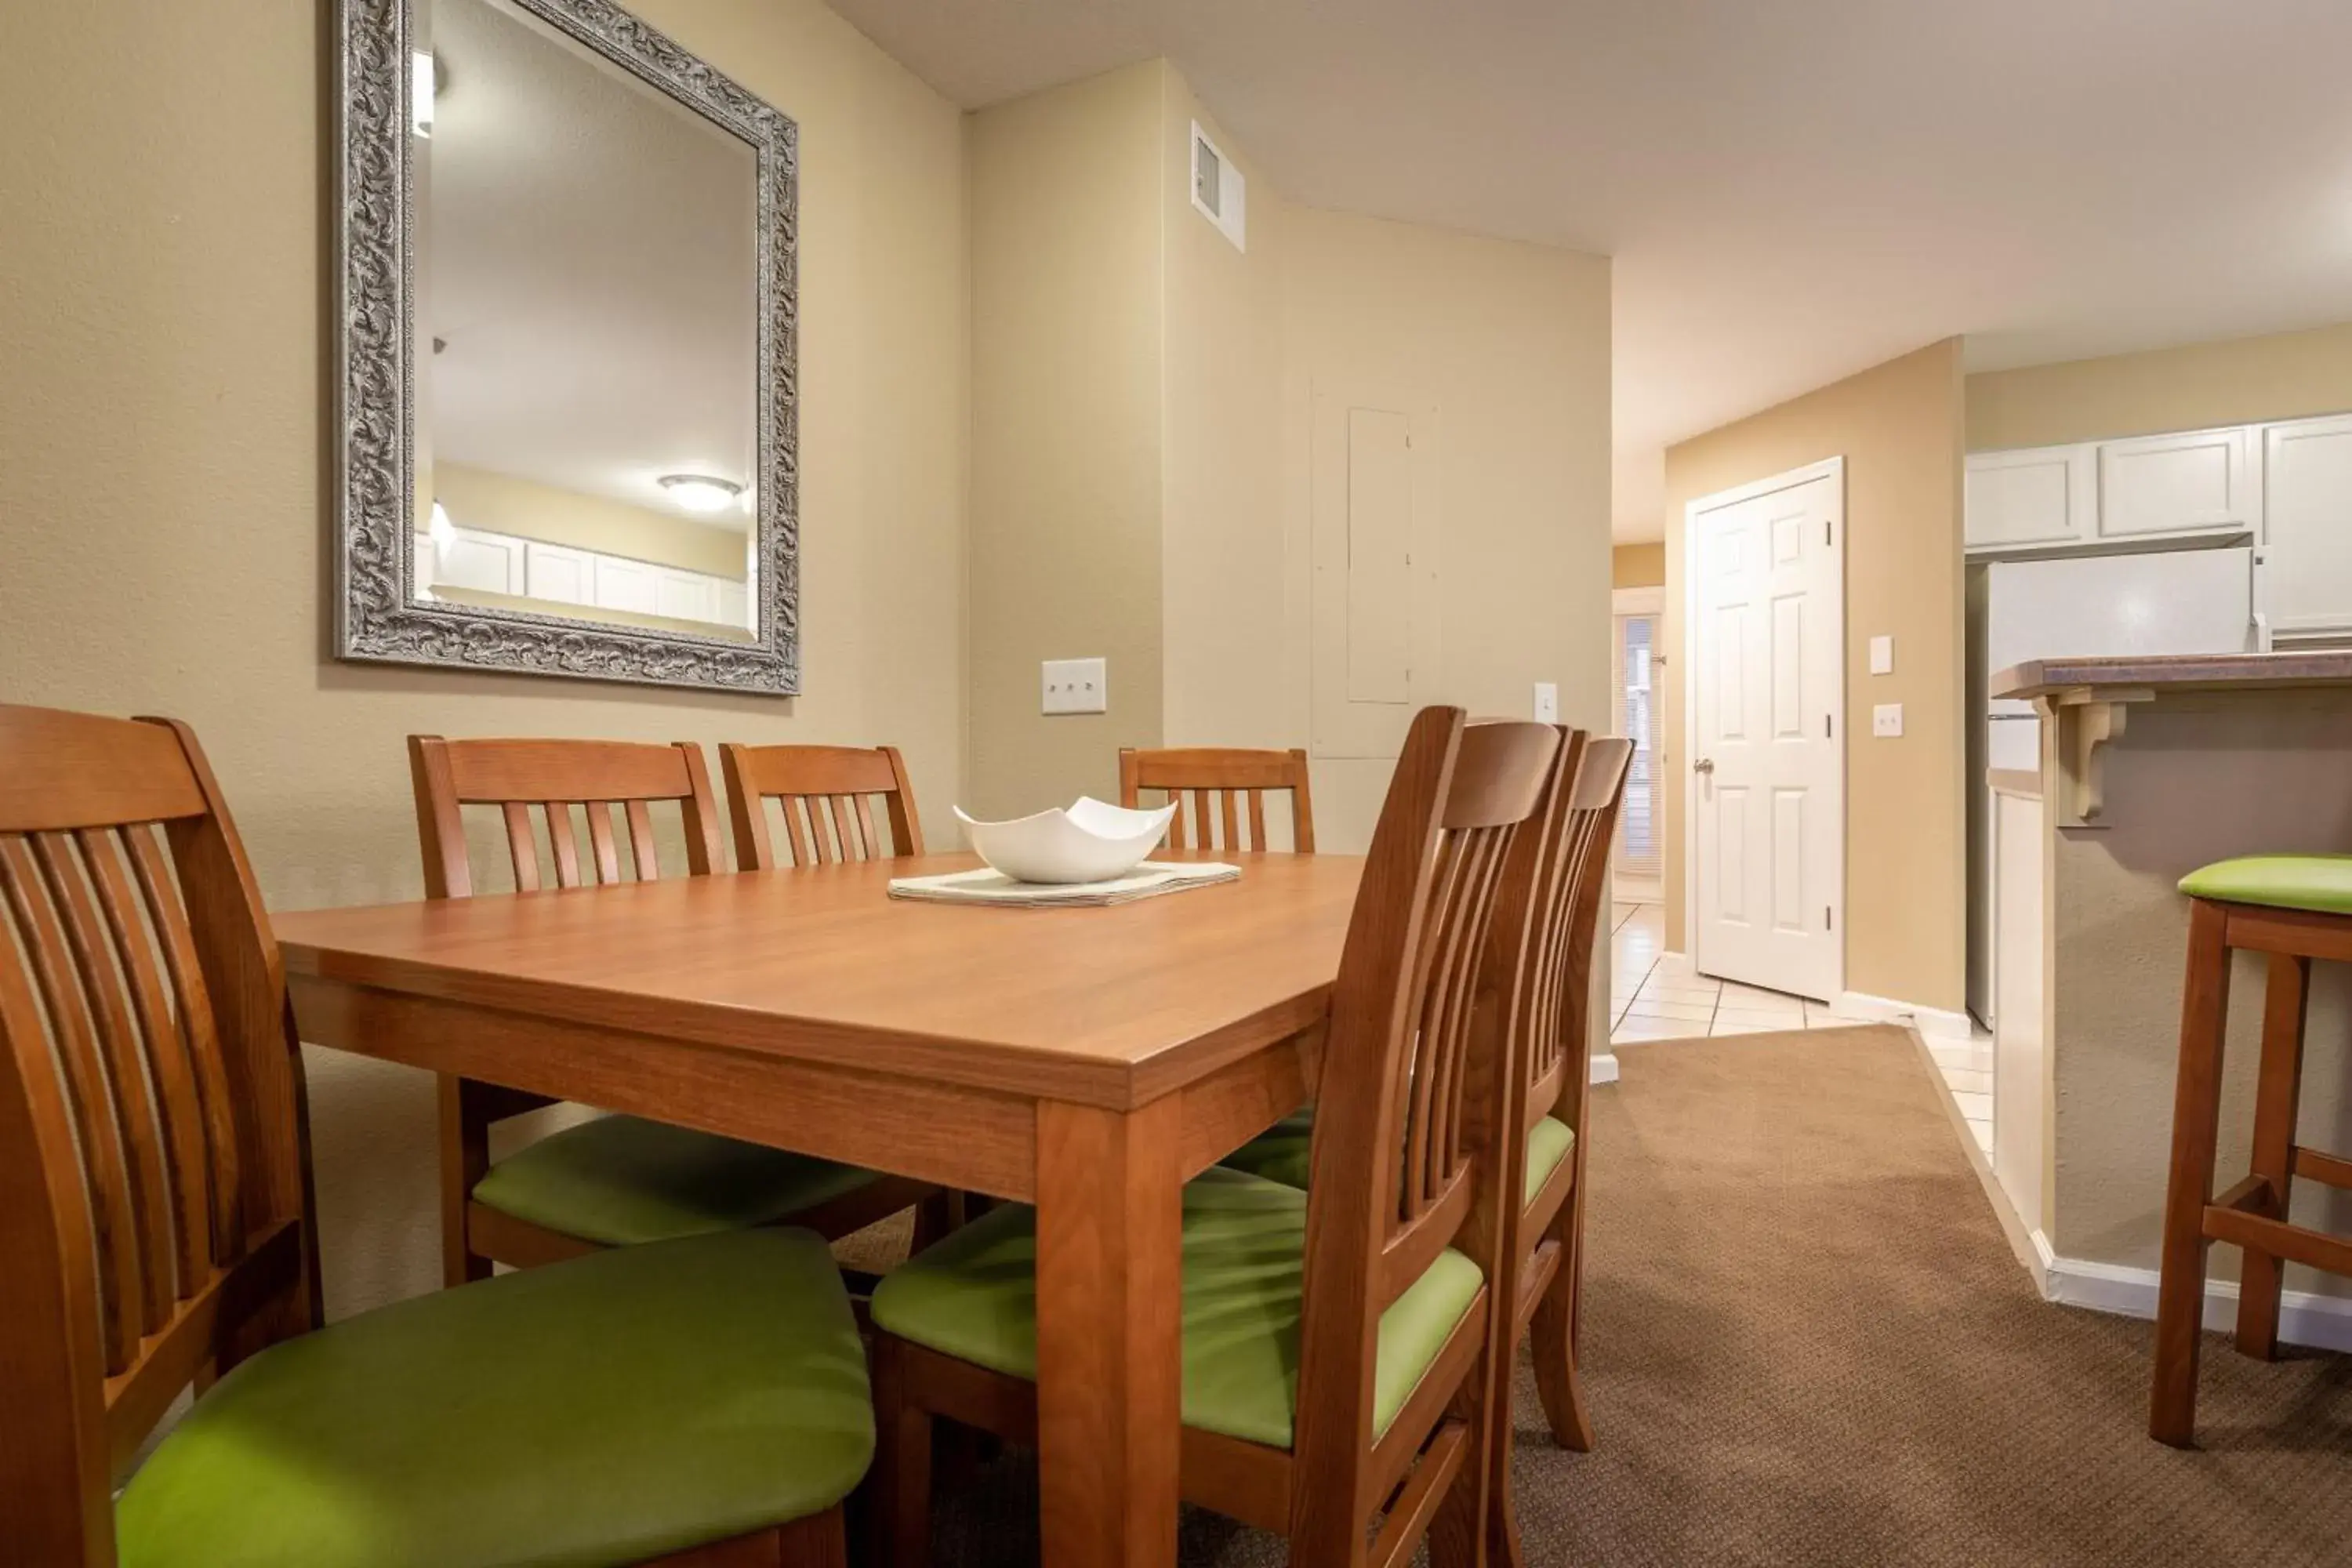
[2035,687,2154,828]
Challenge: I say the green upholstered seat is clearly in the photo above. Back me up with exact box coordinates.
[1220,1110,1577,1210]
[869,1166,1483,1449]
[2179,854,2352,917]
[472,1113,884,1247]
[118,1229,873,1568]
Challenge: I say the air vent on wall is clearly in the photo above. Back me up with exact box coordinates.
[1190,121,1246,252]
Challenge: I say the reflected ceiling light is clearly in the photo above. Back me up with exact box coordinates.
[429,500,454,546]
[659,474,743,514]
[412,51,436,139]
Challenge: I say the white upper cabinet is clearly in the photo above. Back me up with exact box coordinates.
[655,568,720,625]
[2095,425,2259,541]
[1964,445,2094,550]
[592,554,662,615]
[2261,414,2352,637]
[524,541,595,606]
[433,527,526,595]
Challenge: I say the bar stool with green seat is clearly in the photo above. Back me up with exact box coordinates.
[2152,852,2352,1446]
[0,704,873,1566]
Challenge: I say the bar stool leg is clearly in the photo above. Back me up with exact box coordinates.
[2151,899,2233,1447]
[2237,952,2310,1361]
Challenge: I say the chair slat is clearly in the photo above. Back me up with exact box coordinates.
[31,833,178,1330]
[80,827,215,1289]
[1165,794,1189,851]
[717,745,925,871]
[1247,790,1267,850]
[124,826,241,1262]
[1120,747,1316,854]
[544,803,583,889]
[1219,791,1239,853]
[584,804,620,885]
[781,797,815,869]
[624,800,659,880]
[501,803,541,893]
[0,836,143,1373]
[854,795,880,860]
[830,796,859,859]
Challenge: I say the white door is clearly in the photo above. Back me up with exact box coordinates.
[1610,601,1663,884]
[1690,464,1845,1001]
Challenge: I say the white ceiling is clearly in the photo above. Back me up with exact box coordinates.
[424,0,759,530]
[828,0,2352,540]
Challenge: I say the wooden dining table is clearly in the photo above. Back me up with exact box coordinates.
[272,848,1362,1568]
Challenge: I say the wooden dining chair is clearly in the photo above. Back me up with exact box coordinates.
[0,704,871,1566]
[1494,734,1633,1457]
[866,709,1562,1568]
[1118,745,1316,853]
[718,742,924,869]
[411,734,939,1287]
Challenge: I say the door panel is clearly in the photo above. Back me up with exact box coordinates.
[1692,470,1844,1000]
[2263,414,2352,635]
[2096,426,2257,539]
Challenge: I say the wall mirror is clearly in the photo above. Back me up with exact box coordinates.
[336,0,799,694]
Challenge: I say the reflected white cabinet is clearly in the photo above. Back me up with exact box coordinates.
[592,555,662,615]
[524,541,595,606]
[1965,445,2094,550]
[2096,425,2259,541]
[434,527,526,595]
[716,579,750,630]
[2262,414,2352,638]
[655,569,718,624]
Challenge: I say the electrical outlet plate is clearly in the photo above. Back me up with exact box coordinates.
[1533,681,1559,723]
[1872,702,1904,738]
[1869,634,1893,675]
[1042,657,1107,715]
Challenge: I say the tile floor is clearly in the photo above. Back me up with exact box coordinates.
[1606,901,1995,1155]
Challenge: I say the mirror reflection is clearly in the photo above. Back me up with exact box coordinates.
[412,0,758,637]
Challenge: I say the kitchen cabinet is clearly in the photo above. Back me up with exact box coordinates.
[1964,445,2093,551]
[2095,425,2259,541]
[2261,414,2352,638]
[524,541,595,605]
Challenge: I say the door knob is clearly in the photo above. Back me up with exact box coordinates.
[1693,757,1715,775]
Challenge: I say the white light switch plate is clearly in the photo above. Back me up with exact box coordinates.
[1872,702,1904,738]
[1041,658,1107,715]
[1533,681,1559,723]
[1869,634,1893,675]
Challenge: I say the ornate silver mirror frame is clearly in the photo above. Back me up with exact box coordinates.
[334,0,800,694]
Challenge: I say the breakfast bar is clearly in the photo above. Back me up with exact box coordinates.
[1984,652,2352,1331]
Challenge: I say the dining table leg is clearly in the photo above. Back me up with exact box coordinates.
[1033,1096,1185,1568]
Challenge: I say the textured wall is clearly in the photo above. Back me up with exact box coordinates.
[0,0,969,1321]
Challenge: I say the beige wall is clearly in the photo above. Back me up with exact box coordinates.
[964,63,1167,817]
[968,63,1615,858]
[1281,208,1613,851]
[1967,321,2352,452]
[1664,339,1965,1010]
[0,0,968,1321]
[431,463,748,581]
[1613,543,1665,590]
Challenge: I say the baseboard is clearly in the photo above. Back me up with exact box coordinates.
[2038,1242,2352,1354]
[1833,989,1974,1040]
[1589,1052,1620,1086]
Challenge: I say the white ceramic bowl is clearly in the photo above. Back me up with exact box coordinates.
[953,797,1177,884]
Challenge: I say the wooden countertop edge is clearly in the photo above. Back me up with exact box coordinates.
[1991,650,2352,700]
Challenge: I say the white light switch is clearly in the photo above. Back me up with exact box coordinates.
[1533,681,1559,723]
[1869,634,1893,675]
[1041,657,1107,715]
[1872,702,1904,738]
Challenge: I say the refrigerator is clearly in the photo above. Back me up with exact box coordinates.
[1967,546,2257,1025]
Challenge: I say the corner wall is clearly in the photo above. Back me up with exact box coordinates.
[1966,321,2352,451]
[1663,339,1965,1011]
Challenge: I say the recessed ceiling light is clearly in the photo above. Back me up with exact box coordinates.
[659,474,743,514]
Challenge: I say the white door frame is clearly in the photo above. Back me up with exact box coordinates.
[1680,455,1846,996]
[1610,586,1664,895]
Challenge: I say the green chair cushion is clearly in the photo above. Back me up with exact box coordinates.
[118,1229,873,1568]
[2179,854,2352,917]
[1524,1115,1575,1204]
[869,1166,1482,1450]
[1220,1109,1577,1210]
[472,1113,884,1247]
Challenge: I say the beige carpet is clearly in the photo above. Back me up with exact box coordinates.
[920,1025,2352,1566]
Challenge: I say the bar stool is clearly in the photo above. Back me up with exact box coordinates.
[2152,853,2352,1446]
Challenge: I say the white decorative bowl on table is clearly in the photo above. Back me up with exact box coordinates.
[953,797,1176,884]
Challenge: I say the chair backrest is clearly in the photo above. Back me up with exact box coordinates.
[1517,735,1633,1134]
[408,736,724,898]
[717,743,924,869]
[0,705,318,1564]
[1290,708,1560,1529]
[1118,746,1316,853]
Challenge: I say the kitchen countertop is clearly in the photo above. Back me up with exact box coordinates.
[1991,649,2352,700]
